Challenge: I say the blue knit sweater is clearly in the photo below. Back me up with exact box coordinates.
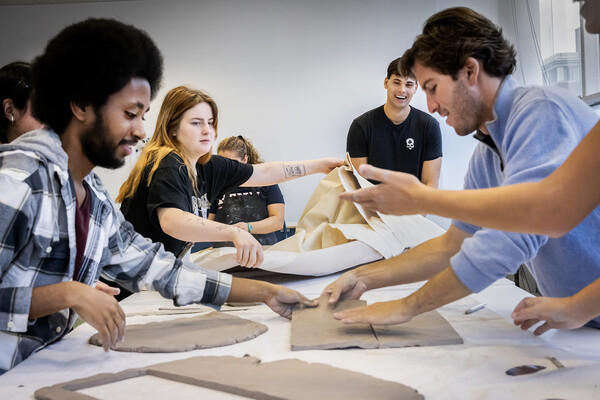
[451,76,600,327]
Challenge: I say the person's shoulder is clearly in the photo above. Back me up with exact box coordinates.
[0,129,65,179]
[206,154,228,165]
[155,151,187,171]
[0,146,47,183]
[261,184,284,201]
[197,154,232,173]
[502,83,597,131]
[354,105,385,122]
[163,151,185,164]
[516,84,590,112]
[263,183,282,192]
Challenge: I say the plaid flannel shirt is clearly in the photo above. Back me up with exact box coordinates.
[0,129,231,373]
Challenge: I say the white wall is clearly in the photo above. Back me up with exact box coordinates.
[0,0,502,226]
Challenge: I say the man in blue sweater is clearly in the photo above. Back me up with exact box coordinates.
[322,7,600,334]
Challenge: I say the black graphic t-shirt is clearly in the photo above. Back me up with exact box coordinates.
[121,152,253,257]
[346,105,442,183]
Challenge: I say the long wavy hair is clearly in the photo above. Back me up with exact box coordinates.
[116,86,218,203]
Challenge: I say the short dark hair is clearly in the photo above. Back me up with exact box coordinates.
[400,7,516,80]
[0,61,33,143]
[386,57,416,80]
[32,18,163,135]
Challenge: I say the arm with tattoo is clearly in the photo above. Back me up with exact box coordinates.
[243,157,343,187]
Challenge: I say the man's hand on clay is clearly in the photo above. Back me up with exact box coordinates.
[332,299,414,325]
[71,282,126,352]
[321,270,368,305]
[265,284,317,319]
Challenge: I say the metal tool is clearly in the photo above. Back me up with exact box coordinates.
[505,364,546,376]
[505,356,564,376]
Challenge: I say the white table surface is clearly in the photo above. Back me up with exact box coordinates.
[2,273,599,399]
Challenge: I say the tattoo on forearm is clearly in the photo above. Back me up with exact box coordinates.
[283,163,306,178]
[185,215,205,226]
[215,224,228,232]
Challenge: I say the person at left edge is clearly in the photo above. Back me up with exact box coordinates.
[0,18,316,375]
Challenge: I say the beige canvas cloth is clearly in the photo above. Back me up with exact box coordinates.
[190,155,444,275]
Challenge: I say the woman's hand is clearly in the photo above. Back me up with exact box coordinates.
[311,157,344,174]
[230,228,264,268]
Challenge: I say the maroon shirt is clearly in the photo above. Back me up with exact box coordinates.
[74,183,91,281]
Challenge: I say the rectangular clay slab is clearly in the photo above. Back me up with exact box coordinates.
[291,296,462,351]
[35,355,424,400]
[373,311,463,348]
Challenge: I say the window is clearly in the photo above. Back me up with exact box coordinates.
[538,0,600,105]
[581,21,600,104]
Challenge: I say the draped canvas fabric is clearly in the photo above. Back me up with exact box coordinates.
[190,155,444,276]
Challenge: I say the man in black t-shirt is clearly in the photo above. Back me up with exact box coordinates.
[346,57,442,186]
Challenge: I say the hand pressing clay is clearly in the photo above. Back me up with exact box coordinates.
[291,296,462,350]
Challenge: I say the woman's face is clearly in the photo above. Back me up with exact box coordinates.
[218,149,247,163]
[173,102,215,162]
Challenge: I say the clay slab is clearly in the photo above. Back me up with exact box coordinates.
[291,297,462,350]
[35,355,424,400]
[291,298,378,350]
[89,311,267,353]
[373,311,463,348]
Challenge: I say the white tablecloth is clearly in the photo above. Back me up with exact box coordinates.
[2,274,599,399]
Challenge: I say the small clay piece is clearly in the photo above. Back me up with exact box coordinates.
[225,302,263,307]
[89,311,267,353]
[35,355,424,400]
[291,296,462,350]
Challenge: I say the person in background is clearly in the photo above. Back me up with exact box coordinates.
[337,0,600,333]
[346,57,442,187]
[117,86,341,269]
[0,18,315,375]
[0,61,44,143]
[325,6,600,336]
[208,135,285,247]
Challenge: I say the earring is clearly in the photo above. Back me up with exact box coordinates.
[10,116,14,124]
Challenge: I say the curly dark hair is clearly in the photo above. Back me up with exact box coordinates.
[400,7,516,80]
[31,18,163,135]
[0,61,33,143]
